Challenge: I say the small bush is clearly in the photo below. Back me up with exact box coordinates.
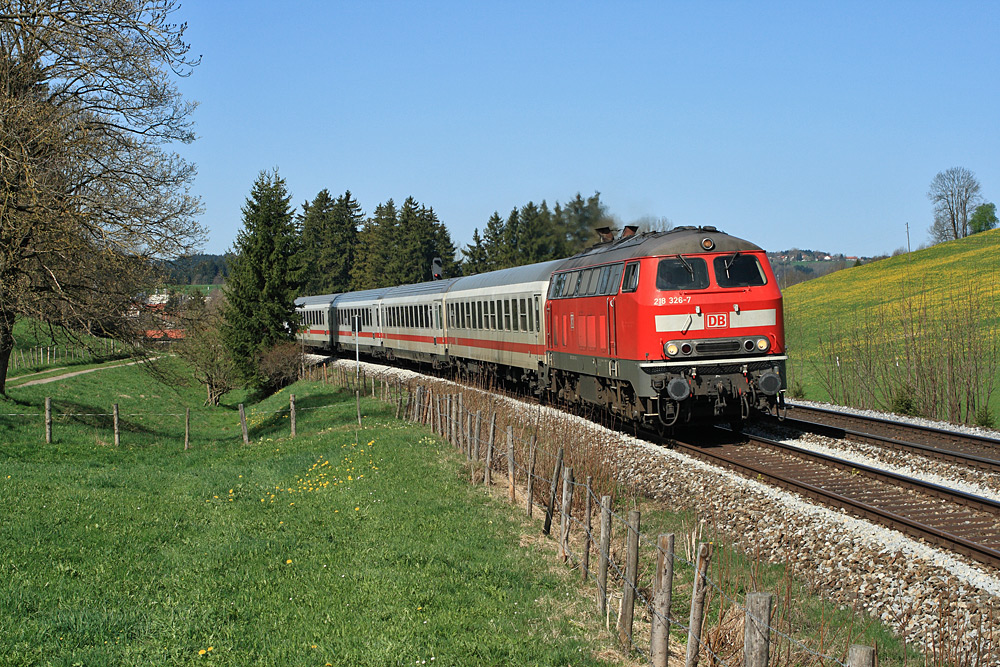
[258,341,302,391]
[975,405,995,429]
[891,385,919,416]
[789,381,806,399]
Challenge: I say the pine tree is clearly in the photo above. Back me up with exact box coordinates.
[351,200,397,289]
[518,200,553,263]
[222,169,302,388]
[299,189,361,294]
[431,209,459,279]
[461,228,488,275]
[482,211,507,271]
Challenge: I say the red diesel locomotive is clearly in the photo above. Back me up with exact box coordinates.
[296,225,786,429]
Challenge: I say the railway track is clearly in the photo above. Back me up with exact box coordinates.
[763,403,1000,473]
[670,430,1000,570]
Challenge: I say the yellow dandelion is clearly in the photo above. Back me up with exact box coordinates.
[286,559,292,564]
[199,649,206,655]
[208,646,214,652]
[355,507,359,511]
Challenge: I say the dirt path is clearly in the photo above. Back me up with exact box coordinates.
[13,357,160,388]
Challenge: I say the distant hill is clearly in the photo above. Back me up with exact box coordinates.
[782,229,1000,424]
[163,254,228,285]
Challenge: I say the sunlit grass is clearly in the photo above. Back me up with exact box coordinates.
[0,365,621,666]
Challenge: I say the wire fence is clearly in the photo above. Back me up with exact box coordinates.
[395,370,880,667]
[0,360,884,665]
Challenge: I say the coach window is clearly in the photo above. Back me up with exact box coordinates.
[512,299,520,332]
[488,300,496,330]
[527,298,534,332]
[516,298,526,331]
[534,296,541,332]
[500,300,508,330]
[622,262,640,293]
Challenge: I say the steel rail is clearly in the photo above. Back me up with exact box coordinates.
[671,430,1000,570]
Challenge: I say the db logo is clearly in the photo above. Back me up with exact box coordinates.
[706,313,728,328]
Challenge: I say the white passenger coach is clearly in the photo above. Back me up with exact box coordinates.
[295,260,562,387]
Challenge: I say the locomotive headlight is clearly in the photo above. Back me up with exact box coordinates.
[700,237,715,251]
[756,337,770,352]
[665,343,679,357]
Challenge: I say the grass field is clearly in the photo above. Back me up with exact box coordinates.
[0,362,624,666]
[783,228,1000,415]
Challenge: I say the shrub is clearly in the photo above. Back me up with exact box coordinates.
[257,341,303,392]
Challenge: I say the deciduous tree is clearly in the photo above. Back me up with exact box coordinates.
[969,202,998,235]
[0,0,204,394]
[928,167,983,243]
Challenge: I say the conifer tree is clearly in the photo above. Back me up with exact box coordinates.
[461,228,488,275]
[482,211,507,271]
[299,189,361,294]
[351,200,397,289]
[222,169,302,389]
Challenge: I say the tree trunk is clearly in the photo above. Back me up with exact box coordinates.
[0,312,15,395]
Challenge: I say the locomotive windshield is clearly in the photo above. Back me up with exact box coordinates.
[713,254,767,287]
[656,257,709,291]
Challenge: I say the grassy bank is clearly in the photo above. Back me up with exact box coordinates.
[784,228,1000,420]
[0,368,620,666]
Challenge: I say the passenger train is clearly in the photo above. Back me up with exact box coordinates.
[295,226,786,429]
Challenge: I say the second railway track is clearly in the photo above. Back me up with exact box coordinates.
[670,429,1000,570]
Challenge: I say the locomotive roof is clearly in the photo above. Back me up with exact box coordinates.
[555,226,763,271]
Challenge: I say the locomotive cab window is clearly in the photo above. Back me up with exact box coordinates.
[621,262,640,293]
[714,254,767,288]
[656,257,709,291]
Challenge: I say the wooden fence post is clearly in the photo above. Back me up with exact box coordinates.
[617,510,640,649]
[290,394,296,437]
[744,592,773,667]
[113,403,120,447]
[457,393,465,452]
[484,412,495,486]
[650,533,675,667]
[239,403,249,445]
[543,447,564,535]
[848,645,876,667]
[560,466,574,562]
[184,407,190,450]
[506,426,515,503]
[581,476,593,582]
[45,397,52,444]
[473,410,482,460]
[465,412,472,461]
[597,495,611,618]
[525,437,537,517]
[684,543,713,667]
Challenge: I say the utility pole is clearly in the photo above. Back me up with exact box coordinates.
[906,222,911,253]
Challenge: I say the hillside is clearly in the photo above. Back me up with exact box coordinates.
[783,228,1000,423]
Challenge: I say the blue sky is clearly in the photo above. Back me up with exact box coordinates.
[175,1,1000,258]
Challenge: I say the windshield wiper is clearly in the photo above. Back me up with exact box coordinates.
[675,254,694,276]
[724,251,741,278]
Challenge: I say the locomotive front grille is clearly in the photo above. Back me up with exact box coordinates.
[696,340,741,355]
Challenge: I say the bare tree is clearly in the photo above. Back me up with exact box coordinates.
[927,167,982,243]
[0,0,203,394]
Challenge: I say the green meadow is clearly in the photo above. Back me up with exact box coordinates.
[783,228,1000,414]
[0,360,621,666]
